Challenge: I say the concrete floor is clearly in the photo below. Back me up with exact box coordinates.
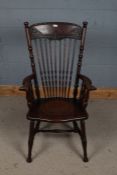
[0,96,117,175]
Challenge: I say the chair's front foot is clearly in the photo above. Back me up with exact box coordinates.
[27,157,32,163]
[83,156,88,162]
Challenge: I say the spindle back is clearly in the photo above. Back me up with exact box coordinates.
[24,22,88,99]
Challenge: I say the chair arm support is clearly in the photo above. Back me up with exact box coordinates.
[19,74,35,107]
[78,74,96,108]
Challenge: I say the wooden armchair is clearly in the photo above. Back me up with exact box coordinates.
[20,21,96,163]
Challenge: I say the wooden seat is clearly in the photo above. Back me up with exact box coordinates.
[20,21,96,163]
[27,99,88,122]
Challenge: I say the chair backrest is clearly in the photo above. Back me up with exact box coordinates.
[24,21,88,99]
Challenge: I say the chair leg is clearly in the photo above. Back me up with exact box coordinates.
[73,121,81,135]
[27,121,35,163]
[35,121,40,132]
[73,121,78,130]
[80,120,88,162]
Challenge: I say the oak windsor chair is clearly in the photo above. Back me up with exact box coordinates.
[20,21,96,163]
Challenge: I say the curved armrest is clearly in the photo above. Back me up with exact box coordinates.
[78,74,96,91]
[19,74,34,91]
[19,74,35,107]
[78,74,96,108]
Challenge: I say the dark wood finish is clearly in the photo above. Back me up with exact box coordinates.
[80,120,88,162]
[27,98,88,122]
[27,121,35,162]
[30,22,82,40]
[21,21,96,163]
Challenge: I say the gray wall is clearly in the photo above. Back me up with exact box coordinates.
[0,0,117,87]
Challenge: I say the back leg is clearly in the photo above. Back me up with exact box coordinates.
[73,121,81,135]
[35,120,40,132]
